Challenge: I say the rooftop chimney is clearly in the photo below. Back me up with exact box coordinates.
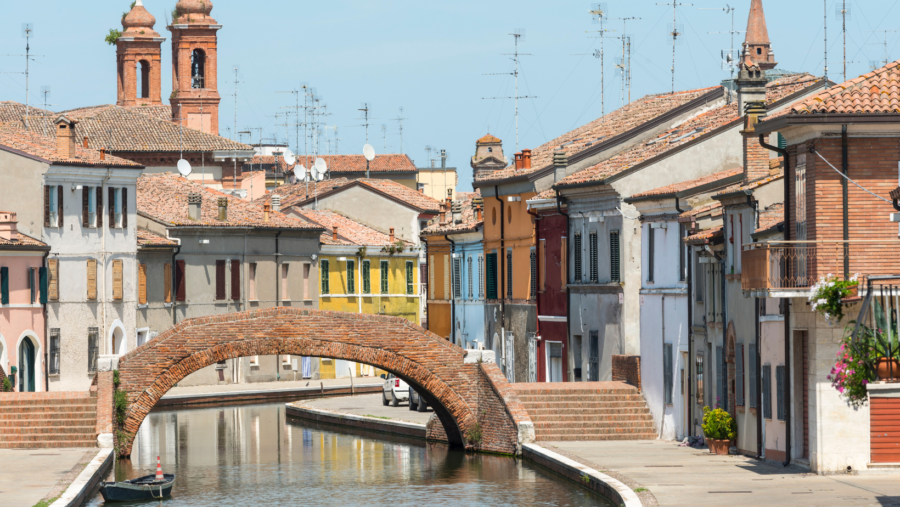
[389,227,395,243]
[552,151,568,183]
[188,193,202,221]
[0,211,18,242]
[82,136,89,149]
[441,149,447,169]
[54,117,77,159]
[332,226,338,241]
[100,148,106,161]
[514,152,523,170]
[263,203,271,222]
[217,197,228,221]
[451,200,462,224]
[271,194,281,213]
[522,149,532,170]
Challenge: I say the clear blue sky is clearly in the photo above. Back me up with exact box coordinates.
[2,1,898,191]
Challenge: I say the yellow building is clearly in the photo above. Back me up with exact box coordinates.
[294,209,420,379]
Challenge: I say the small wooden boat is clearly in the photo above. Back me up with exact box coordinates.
[99,473,175,502]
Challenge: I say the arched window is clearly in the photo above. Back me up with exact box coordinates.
[138,60,150,99]
[487,147,493,153]
[191,49,206,89]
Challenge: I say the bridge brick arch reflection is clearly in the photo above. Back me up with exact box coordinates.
[114,308,532,457]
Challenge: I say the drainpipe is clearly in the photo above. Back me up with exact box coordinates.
[41,249,49,392]
[841,125,850,278]
[167,229,182,327]
[759,134,792,467]
[445,235,456,345]
[275,230,282,382]
[556,190,570,382]
[494,186,506,333]
[676,197,691,438]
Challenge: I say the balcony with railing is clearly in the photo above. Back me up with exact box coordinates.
[742,241,900,295]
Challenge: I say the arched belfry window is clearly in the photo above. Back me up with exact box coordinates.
[138,60,150,99]
[191,49,206,89]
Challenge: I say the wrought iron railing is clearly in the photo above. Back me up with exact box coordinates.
[850,276,900,381]
[743,241,900,291]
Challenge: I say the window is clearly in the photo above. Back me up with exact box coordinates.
[664,343,673,405]
[320,259,330,294]
[362,260,371,294]
[610,230,620,283]
[84,186,97,228]
[380,260,389,294]
[164,263,172,303]
[231,260,240,301]
[467,256,473,299]
[282,263,290,300]
[717,346,725,409]
[175,260,186,302]
[29,267,36,304]
[736,344,745,407]
[88,327,99,373]
[589,331,599,381]
[589,232,598,283]
[303,263,311,300]
[478,255,484,299]
[749,344,757,409]
[530,248,537,299]
[0,267,7,305]
[87,259,97,300]
[138,263,147,304]
[762,364,772,419]
[647,227,655,283]
[679,224,687,281]
[696,353,704,405]
[248,263,257,300]
[561,237,567,289]
[453,257,461,299]
[506,249,513,298]
[539,240,546,292]
[249,355,259,367]
[215,260,226,300]
[48,259,59,301]
[486,252,498,299]
[48,329,60,375]
[428,255,435,299]
[443,255,450,299]
[45,185,62,227]
[346,260,354,294]
[695,255,704,302]
[573,233,582,283]
[113,260,123,300]
[406,261,414,295]
[776,365,786,421]
[191,49,206,88]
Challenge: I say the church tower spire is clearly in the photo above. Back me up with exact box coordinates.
[168,0,221,135]
[116,0,165,107]
[744,0,777,71]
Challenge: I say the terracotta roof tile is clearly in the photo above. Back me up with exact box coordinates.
[477,133,502,144]
[0,230,47,248]
[253,179,352,208]
[287,154,416,175]
[714,166,784,197]
[629,167,742,199]
[475,86,721,183]
[679,201,723,219]
[293,209,411,247]
[357,179,441,212]
[0,125,142,167]
[0,101,54,124]
[685,225,723,245]
[421,191,483,235]
[259,178,441,213]
[792,59,900,114]
[137,228,178,247]
[137,173,320,229]
[557,75,818,188]
[126,105,173,122]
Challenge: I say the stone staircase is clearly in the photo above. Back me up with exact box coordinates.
[0,392,98,448]
[512,381,656,441]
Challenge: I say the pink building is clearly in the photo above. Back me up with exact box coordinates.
[0,212,49,392]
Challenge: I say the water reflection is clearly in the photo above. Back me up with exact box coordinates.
[88,402,608,506]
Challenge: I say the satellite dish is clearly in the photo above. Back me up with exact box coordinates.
[177,159,192,176]
[296,164,307,182]
[363,144,376,162]
[283,149,296,166]
[314,157,327,175]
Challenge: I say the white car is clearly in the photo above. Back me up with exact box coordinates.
[382,373,409,407]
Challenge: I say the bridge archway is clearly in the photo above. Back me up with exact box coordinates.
[115,308,530,457]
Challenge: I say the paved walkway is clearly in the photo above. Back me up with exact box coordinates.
[547,440,900,506]
[163,376,379,397]
[0,448,95,507]
[305,392,433,425]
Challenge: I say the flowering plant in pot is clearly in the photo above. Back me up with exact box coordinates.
[809,274,859,325]
[702,406,736,455]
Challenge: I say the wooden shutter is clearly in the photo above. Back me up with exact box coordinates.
[381,260,389,294]
[749,344,757,409]
[44,185,50,226]
[407,261,414,295]
[539,239,546,291]
[138,263,147,304]
[87,259,97,300]
[282,264,290,299]
[589,232,598,282]
[29,267,35,304]
[648,228,655,282]
[453,258,461,299]
[39,266,48,304]
[530,248,537,300]
[429,255,435,299]
[870,397,900,463]
[96,186,103,228]
[663,343,673,405]
[443,255,450,300]
[175,260,186,301]
[574,234,582,283]
[362,260,370,294]
[717,346,725,409]
[231,260,240,300]
[320,259,329,294]
[346,261,354,294]
[122,188,128,229]
[303,263,310,300]
[610,231,620,283]
[108,187,115,227]
[215,260,226,300]
[48,259,59,300]
[506,249,513,298]
[486,253,497,299]
[560,238,567,290]
[736,344,744,407]
[112,260,123,300]
[57,185,63,227]
[0,266,8,305]
[762,365,772,419]
[776,365,785,421]
[164,263,172,303]
[82,186,89,227]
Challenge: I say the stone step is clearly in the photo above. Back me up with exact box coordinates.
[526,407,651,416]
[513,388,639,396]
[0,439,98,449]
[533,421,655,431]
[0,396,96,406]
[0,416,96,427]
[0,424,97,435]
[0,432,99,443]
[535,432,657,441]
[520,401,648,410]
[517,394,645,402]
[0,404,97,415]
[529,413,654,423]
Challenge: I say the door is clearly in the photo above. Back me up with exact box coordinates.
[682,352,689,436]
[319,358,335,379]
[589,331,599,381]
[19,339,35,392]
[548,342,563,382]
[571,335,583,382]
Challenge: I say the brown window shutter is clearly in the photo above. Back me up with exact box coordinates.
[108,187,115,227]
[138,263,147,304]
[49,259,58,300]
[175,260,186,301]
[231,260,240,300]
[164,263,172,303]
[57,185,63,228]
[122,188,128,229]
[87,259,97,300]
[82,186,89,227]
[97,186,103,228]
[215,260,226,300]
[112,260,123,300]
[44,185,50,226]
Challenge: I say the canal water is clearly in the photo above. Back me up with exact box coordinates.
[87,401,610,506]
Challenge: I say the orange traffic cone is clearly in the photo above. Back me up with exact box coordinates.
[155,456,164,481]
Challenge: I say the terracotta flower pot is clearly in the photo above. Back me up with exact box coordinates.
[847,285,859,298]
[876,358,900,381]
[707,438,731,455]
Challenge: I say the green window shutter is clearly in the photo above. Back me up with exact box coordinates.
[39,267,48,304]
[347,260,355,293]
[0,267,8,305]
[29,267,35,304]
[406,261,413,295]
[486,253,497,299]
[381,261,389,293]
[362,260,371,294]
[321,260,329,294]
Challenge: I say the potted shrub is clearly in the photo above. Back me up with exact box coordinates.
[809,274,859,324]
[702,406,736,455]
[830,302,900,407]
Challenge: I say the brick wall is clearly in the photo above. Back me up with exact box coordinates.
[743,126,771,184]
[114,307,523,457]
[611,355,642,390]
[96,371,114,436]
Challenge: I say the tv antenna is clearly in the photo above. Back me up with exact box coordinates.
[586,5,614,116]
[276,89,301,155]
[381,124,388,151]
[425,145,435,167]
[393,107,408,153]
[227,65,241,140]
[657,1,693,94]
[867,30,898,70]
[482,30,535,153]
[38,86,57,137]
[615,17,640,106]
[836,1,852,82]
[2,24,44,132]
[703,5,741,101]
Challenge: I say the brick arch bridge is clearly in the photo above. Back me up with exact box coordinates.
[112,307,533,457]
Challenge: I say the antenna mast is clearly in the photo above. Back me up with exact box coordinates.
[867,30,898,69]
[482,31,535,153]
[276,89,301,156]
[229,66,241,140]
[824,0,828,81]
[393,107,407,154]
[657,1,692,94]
[838,1,850,81]
[2,24,43,131]
[587,5,614,116]
[615,17,640,107]
[704,5,741,101]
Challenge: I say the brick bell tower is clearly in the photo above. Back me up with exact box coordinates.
[116,0,165,107]
[168,0,221,135]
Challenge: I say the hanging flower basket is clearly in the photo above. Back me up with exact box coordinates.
[809,274,859,324]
